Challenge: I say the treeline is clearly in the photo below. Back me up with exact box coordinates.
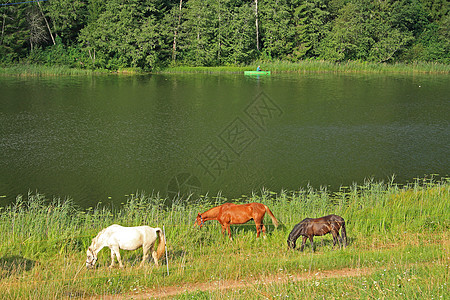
[0,0,448,71]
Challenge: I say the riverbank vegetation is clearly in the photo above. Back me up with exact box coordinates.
[0,64,97,76]
[0,176,448,298]
[1,0,448,73]
[2,60,449,76]
[162,60,450,74]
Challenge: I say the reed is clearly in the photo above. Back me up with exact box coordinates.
[161,65,249,74]
[0,65,103,76]
[161,60,450,74]
[2,61,448,76]
[0,177,448,299]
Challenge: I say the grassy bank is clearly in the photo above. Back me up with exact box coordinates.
[161,60,450,74]
[0,65,104,76]
[0,177,448,299]
[2,60,449,76]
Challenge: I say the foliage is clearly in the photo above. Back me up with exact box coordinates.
[0,0,448,70]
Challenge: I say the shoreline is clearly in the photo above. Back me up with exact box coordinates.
[1,60,449,76]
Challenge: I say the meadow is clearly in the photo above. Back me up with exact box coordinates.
[0,176,448,299]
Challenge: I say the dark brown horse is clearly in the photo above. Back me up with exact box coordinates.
[287,214,347,252]
[194,202,279,240]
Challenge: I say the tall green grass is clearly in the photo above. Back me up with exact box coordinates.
[0,65,104,76]
[0,177,448,299]
[161,61,450,74]
[2,177,447,258]
[2,61,448,76]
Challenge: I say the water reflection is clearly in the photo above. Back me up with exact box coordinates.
[0,73,448,207]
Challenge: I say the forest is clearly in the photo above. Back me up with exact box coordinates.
[0,0,448,71]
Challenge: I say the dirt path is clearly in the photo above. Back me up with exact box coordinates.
[93,267,373,299]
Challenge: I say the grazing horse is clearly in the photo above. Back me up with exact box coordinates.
[86,224,166,269]
[287,214,347,252]
[194,202,279,240]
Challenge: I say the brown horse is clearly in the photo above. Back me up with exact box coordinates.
[287,214,347,252]
[194,202,279,240]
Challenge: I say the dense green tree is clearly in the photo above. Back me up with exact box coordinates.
[317,0,425,62]
[179,0,218,65]
[290,0,330,59]
[221,3,256,64]
[44,0,86,44]
[1,4,31,62]
[0,0,447,68]
[167,0,183,63]
[421,0,448,20]
[403,14,449,63]
[317,1,367,61]
[258,0,293,59]
[78,0,165,70]
[86,0,106,23]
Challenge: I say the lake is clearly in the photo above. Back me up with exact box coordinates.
[0,73,449,207]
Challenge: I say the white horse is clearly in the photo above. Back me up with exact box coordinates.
[86,224,166,269]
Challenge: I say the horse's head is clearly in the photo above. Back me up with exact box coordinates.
[287,238,296,250]
[85,247,98,269]
[194,213,204,228]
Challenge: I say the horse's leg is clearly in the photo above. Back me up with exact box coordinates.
[254,221,261,238]
[109,248,116,268]
[337,231,343,249]
[309,236,314,252]
[221,225,226,236]
[331,230,338,248]
[140,244,151,268]
[115,246,125,268]
[333,229,343,249]
[254,216,266,239]
[261,223,267,239]
[110,246,124,268]
[148,242,159,267]
[151,250,159,266]
[227,224,233,241]
[220,220,227,237]
[221,223,230,240]
[300,236,307,252]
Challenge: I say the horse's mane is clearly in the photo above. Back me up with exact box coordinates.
[91,226,110,247]
[296,218,313,234]
[201,204,225,218]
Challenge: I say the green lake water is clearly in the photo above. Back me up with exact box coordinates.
[0,73,449,207]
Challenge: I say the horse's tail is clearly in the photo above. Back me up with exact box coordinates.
[264,205,279,228]
[340,221,348,247]
[155,228,166,260]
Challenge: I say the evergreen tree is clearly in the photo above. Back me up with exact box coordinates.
[222,3,256,65]
[78,0,165,70]
[290,0,330,59]
[1,3,34,62]
[259,0,293,59]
